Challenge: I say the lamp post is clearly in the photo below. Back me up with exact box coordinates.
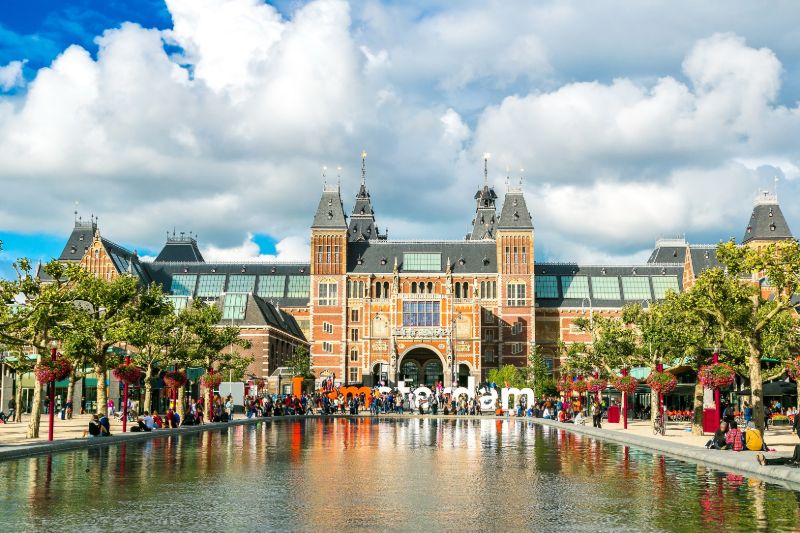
[656,361,664,425]
[621,367,629,430]
[47,341,58,441]
[122,349,130,433]
[712,350,721,425]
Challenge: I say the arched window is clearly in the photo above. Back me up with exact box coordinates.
[427,282,433,293]
[412,282,417,293]
[455,282,461,299]
[462,282,469,298]
[375,281,382,298]
[383,282,389,296]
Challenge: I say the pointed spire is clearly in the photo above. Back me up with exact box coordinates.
[361,150,367,186]
[483,152,490,186]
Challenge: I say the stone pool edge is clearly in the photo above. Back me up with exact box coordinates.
[2,413,800,491]
[529,417,800,491]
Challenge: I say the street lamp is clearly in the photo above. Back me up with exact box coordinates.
[121,341,130,433]
[47,340,58,441]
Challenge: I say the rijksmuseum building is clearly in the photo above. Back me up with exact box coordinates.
[52,157,794,389]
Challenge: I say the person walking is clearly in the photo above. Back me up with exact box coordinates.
[592,400,602,428]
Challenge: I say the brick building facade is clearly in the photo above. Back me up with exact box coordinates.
[47,157,793,388]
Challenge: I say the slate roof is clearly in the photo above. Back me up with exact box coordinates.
[497,189,534,230]
[467,185,498,240]
[742,193,793,244]
[347,240,498,274]
[347,182,383,241]
[144,261,311,308]
[58,220,96,261]
[647,238,687,264]
[215,294,305,340]
[312,187,347,229]
[534,262,685,309]
[155,236,204,262]
[687,245,720,277]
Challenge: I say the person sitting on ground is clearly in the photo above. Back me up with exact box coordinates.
[744,421,766,451]
[143,411,155,431]
[98,414,112,436]
[131,416,148,432]
[83,414,102,437]
[557,408,567,423]
[574,410,585,425]
[706,421,729,450]
[152,411,164,429]
[725,420,743,451]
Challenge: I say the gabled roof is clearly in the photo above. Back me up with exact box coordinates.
[58,220,96,261]
[497,188,533,230]
[688,245,720,277]
[312,186,347,229]
[155,235,205,262]
[101,238,151,284]
[742,192,793,244]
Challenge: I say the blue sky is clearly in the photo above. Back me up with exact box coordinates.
[1,0,800,278]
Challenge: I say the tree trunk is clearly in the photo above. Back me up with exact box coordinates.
[650,389,659,432]
[177,385,186,421]
[748,345,765,435]
[691,380,704,436]
[95,361,108,417]
[26,353,44,438]
[143,366,153,415]
[66,367,77,419]
[797,381,800,411]
[13,380,23,422]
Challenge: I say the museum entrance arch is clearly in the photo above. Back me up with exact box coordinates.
[398,347,446,388]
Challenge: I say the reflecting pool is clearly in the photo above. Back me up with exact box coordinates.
[1,418,799,532]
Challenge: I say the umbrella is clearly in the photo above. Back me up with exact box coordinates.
[736,380,798,396]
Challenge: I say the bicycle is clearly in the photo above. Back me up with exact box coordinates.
[653,410,665,436]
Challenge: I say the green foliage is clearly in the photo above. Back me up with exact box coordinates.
[286,345,312,377]
[487,364,525,388]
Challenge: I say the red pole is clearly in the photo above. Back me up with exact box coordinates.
[122,355,130,433]
[48,347,56,441]
[208,368,213,423]
[593,371,601,403]
[656,362,664,428]
[712,352,721,425]
[622,368,628,430]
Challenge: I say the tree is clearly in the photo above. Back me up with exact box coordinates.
[487,364,525,388]
[0,259,79,437]
[286,345,312,378]
[123,283,175,413]
[64,269,142,417]
[527,344,555,397]
[686,240,800,433]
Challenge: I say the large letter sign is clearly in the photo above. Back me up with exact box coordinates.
[500,387,535,412]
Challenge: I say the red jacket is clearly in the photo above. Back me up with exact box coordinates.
[726,428,743,451]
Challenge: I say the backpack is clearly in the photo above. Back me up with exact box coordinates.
[745,429,763,451]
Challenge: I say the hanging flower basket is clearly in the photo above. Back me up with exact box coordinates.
[572,378,589,393]
[556,380,572,394]
[201,372,223,389]
[786,357,800,381]
[697,363,736,389]
[611,374,639,394]
[646,371,677,394]
[164,370,187,389]
[255,378,266,390]
[34,357,72,384]
[586,376,608,393]
[112,363,143,385]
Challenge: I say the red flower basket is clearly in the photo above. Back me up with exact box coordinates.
[164,370,187,389]
[34,357,72,384]
[556,380,572,394]
[112,363,143,385]
[786,357,800,381]
[646,371,677,394]
[611,374,639,394]
[586,377,608,393]
[572,378,589,393]
[697,363,736,389]
[201,372,223,389]
[255,378,266,390]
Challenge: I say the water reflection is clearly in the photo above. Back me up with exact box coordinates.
[0,419,799,532]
